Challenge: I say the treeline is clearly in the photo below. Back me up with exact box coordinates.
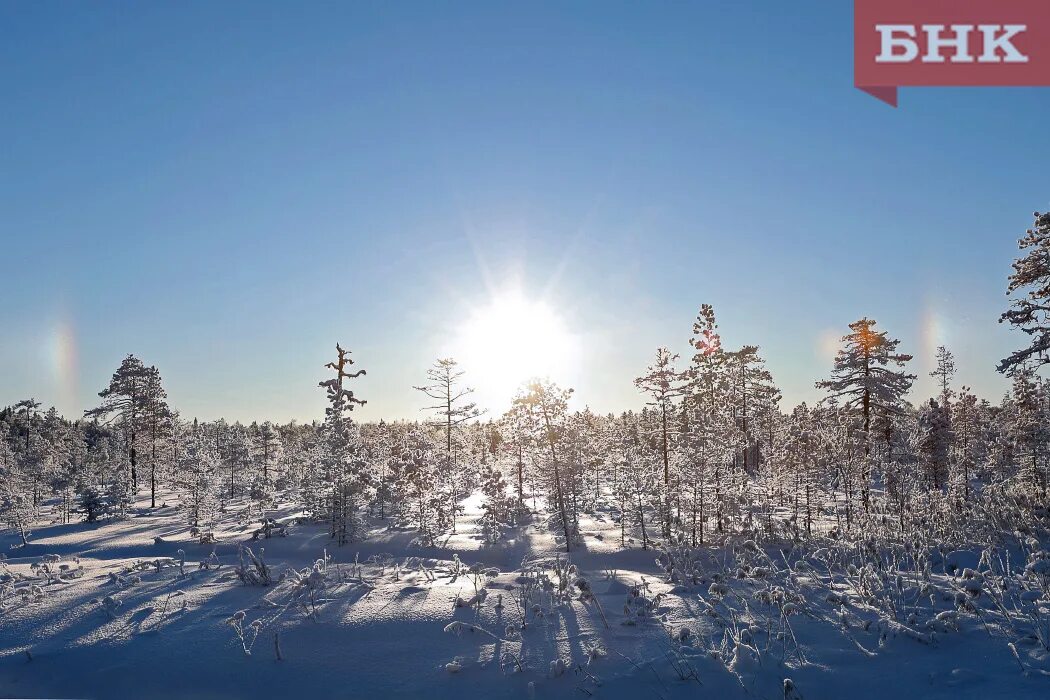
[2,211,1049,550]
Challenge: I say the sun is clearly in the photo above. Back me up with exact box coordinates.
[451,289,580,413]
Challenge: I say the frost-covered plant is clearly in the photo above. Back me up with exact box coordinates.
[288,553,331,620]
[235,546,273,586]
[455,562,497,609]
[513,563,544,629]
[656,536,707,587]
[226,610,264,655]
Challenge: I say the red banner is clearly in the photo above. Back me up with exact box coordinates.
[854,0,1050,106]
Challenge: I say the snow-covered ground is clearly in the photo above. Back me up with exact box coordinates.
[2,493,1049,699]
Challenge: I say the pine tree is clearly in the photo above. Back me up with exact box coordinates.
[514,379,574,552]
[918,399,953,490]
[318,344,373,545]
[502,400,533,508]
[608,413,656,549]
[370,422,403,520]
[725,345,781,473]
[774,403,822,538]
[930,345,957,406]
[180,433,220,529]
[414,358,484,532]
[479,459,512,542]
[224,429,253,506]
[951,387,987,501]
[634,347,686,538]
[12,399,45,507]
[398,428,446,546]
[48,414,88,524]
[999,211,1050,375]
[251,421,282,491]
[686,304,735,534]
[1008,371,1050,496]
[0,436,33,545]
[106,475,133,519]
[86,355,152,492]
[816,318,915,510]
[13,398,40,453]
[77,484,116,522]
[141,365,172,508]
[678,403,716,545]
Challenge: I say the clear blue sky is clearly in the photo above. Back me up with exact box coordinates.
[1,1,1047,423]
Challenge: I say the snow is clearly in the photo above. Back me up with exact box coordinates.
[2,491,1049,699]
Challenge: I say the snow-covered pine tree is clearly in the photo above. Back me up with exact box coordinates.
[816,318,915,511]
[252,421,282,497]
[12,398,48,508]
[479,458,513,542]
[414,358,484,533]
[817,403,867,530]
[930,345,957,407]
[1007,371,1050,496]
[48,413,88,524]
[615,416,658,550]
[513,379,574,552]
[248,471,276,520]
[85,355,152,491]
[224,429,253,507]
[725,345,781,475]
[677,402,716,545]
[369,422,401,520]
[397,428,447,546]
[141,364,172,508]
[179,432,220,530]
[999,211,1050,375]
[951,387,988,500]
[634,347,686,539]
[84,425,116,489]
[501,399,534,509]
[76,485,111,522]
[0,436,33,545]
[318,344,373,545]
[106,477,134,519]
[917,399,953,490]
[773,403,823,538]
[686,304,736,535]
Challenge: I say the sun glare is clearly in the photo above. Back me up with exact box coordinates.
[451,290,580,412]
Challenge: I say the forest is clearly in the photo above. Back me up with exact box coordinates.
[5,212,1050,554]
[1,210,1049,699]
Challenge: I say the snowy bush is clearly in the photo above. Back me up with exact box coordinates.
[235,546,273,586]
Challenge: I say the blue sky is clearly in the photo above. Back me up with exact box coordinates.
[1,1,1048,423]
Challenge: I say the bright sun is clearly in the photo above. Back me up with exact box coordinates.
[451,290,580,412]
